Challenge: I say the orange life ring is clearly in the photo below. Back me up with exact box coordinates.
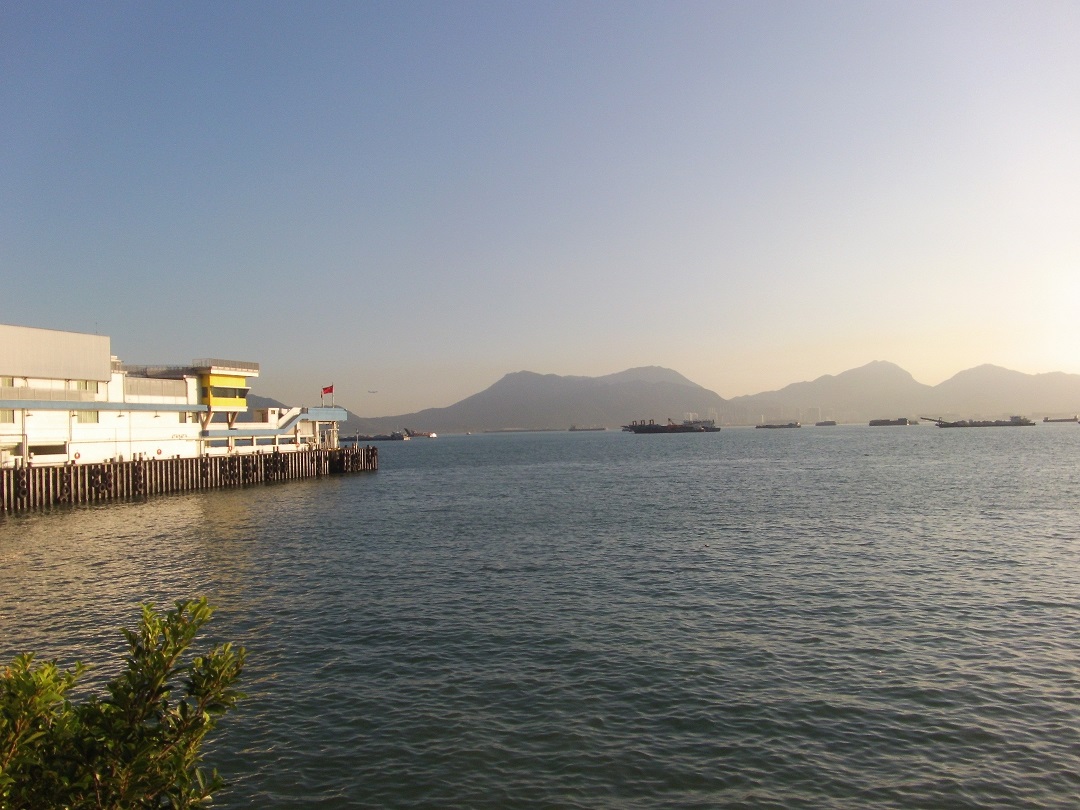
[73,452,81,460]
[156,449,162,455]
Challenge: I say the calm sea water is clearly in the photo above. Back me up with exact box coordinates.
[3,426,1080,808]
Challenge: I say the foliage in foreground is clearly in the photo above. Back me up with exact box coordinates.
[0,598,245,809]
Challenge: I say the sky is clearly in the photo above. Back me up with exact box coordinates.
[3,1,1079,416]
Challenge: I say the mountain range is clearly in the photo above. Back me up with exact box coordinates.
[252,361,1080,434]
[340,366,725,435]
[727,361,1080,424]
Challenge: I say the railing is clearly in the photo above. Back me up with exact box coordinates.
[118,365,192,378]
[191,359,260,373]
[119,359,261,376]
[1,446,378,514]
[0,387,98,402]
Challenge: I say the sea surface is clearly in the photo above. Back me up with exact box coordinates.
[2,426,1080,808]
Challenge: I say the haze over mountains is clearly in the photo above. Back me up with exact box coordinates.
[316,361,1080,435]
[725,361,1080,425]
[338,367,725,435]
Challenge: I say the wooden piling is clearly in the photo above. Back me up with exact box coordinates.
[0,446,378,515]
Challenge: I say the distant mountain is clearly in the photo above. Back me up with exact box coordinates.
[727,361,933,423]
[594,366,700,386]
[246,394,287,410]
[726,362,1080,423]
[340,366,726,434]
[930,365,1080,416]
[319,362,1080,435]
[236,393,288,421]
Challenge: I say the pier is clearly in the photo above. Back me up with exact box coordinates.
[0,446,377,515]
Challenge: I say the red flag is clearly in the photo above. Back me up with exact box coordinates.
[321,385,334,395]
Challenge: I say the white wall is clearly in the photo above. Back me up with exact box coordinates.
[0,324,111,381]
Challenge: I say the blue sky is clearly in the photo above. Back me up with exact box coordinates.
[3,1,1079,415]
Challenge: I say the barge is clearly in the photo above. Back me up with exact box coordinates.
[622,418,720,434]
[920,415,1035,428]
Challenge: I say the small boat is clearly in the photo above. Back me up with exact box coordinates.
[815,420,837,426]
[1042,416,1078,423]
[755,422,801,429]
[869,417,912,426]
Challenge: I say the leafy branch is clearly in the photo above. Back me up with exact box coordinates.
[0,598,245,809]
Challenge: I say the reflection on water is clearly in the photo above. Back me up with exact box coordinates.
[0,489,268,671]
[3,430,1080,808]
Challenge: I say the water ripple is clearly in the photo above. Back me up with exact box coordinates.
[3,429,1080,807]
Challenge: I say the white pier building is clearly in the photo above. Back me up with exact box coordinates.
[0,324,346,468]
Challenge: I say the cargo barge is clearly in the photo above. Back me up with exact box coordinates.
[622,418,720,433]
[920,416,1035,428]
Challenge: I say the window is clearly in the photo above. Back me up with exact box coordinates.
[0,409,13,423]
[1,377,13,388]
[75,410,99,423]
[30,444,67,456]
[75,380,99,393]
[209,386,249,399]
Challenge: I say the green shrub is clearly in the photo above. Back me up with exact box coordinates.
[0,598,245,809]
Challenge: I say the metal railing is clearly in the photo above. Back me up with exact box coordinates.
[0,387,98,402]
[191,359,260,373]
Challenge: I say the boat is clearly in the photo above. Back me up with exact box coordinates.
[815,420,837,426]
[1043,416,1078,423]
[869,417,912,426]
[682,418,720,432]
[357,431,409,441]
[569,425,606,431]
[622,418,720,434]
[920,416,1035,428]
[404,428,437,438]
[755,422,801,429]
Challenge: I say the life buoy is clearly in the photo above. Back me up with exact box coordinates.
[156,449,162,455]
[73,452,80,460]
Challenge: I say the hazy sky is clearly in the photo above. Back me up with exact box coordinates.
[4,1,1079,415]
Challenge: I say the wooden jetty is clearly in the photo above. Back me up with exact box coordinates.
[0,446,377,515]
